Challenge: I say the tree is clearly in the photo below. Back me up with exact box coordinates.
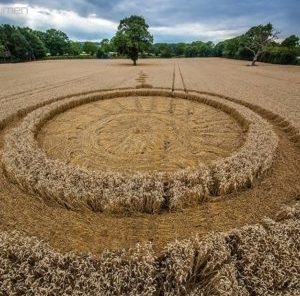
[242,23,278,66]
[82,41,97,55]
[100,38,113,53]
[96,48,107,59]
[214,41,225,57]
[225,37,240,58]
[0,44,5,58]
[192,41,213,57]
[157,43,173,58]
[0,27,7,60]
[19,28,46,59]
[260,45,298,65]
[0,25,47,61]
[184,45,198,57]
[68,41,82,55]
[113,15,153,65]
[44,29,69,55]
[34,30,47,43]
[150,43,161,56]
[0,25,15,59]
[97,39,113,59]
[281,35,299,48]
[174,42,186,56]
[10,29,31,60]
[204,41,215,56]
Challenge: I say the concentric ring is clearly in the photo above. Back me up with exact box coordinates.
[2,88,278,213]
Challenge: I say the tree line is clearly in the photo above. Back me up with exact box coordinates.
[1,20,299,65]
[214,24,300,65]
[0,25,100,61]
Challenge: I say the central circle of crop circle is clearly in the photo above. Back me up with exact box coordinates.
[38,96,244,172]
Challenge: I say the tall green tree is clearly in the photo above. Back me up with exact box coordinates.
[68,41,82,55]
[19,28,46,59]
[0,25,14,57]
[97,39,114,58]
[242,23,278,66]
[174,42,186,56]
[113,15,153,65]
[34,30,47,44]
[157,43,173,57]
[10,29,31,60]
[222,37,243,58]
[82,41,97,55]
[100,38,113,53]
[150,43,161,56]
[0,44,5,58]
[0,30,7,60]
[281,35,299,48]
[214,41,225,57]
[183,41,215,57]
[44,29,70,55]
[185,44,198,57]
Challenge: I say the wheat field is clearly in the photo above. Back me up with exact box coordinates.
[0,58,299,295]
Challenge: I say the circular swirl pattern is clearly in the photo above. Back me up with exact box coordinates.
[2,89,278,213]
[38,96,244,173]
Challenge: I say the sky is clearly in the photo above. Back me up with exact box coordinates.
[0,0,299,43]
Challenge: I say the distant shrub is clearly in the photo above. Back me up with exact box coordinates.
[260,46,298,64]
[96,48,109,59]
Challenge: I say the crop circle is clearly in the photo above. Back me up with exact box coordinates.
[38,96,244,173]
[2,88,278,213]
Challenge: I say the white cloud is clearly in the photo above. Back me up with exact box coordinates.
[0,3,118,38]
[151,23,245,40]
[0,3,246,41]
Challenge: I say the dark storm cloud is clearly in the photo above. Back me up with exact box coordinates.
[0,0,299,42]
